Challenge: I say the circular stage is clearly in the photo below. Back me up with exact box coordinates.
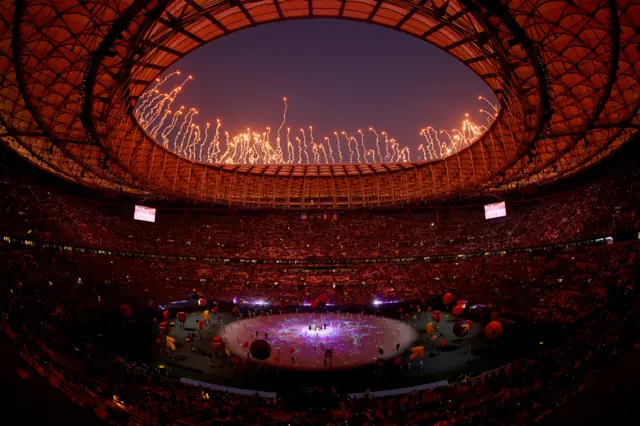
[221,313,417,370]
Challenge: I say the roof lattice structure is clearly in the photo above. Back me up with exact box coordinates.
[0,0,638,208]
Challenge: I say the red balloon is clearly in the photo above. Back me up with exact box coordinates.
[453,320,470,337]
[443,292,456,305]
[213,306,219,313]
[120,304,132,317]
[452,306,463,316]
[250,339,271,361]
[198,298,206,307]
[162,310,169,321]
[159,321,172,335]
[289,347,295,354]
[317,294,329,304]
[177,312,186,323]
[485,321,503,340]
[198,320,204,330]
[156,338,161,344]
[431,310,442,322]
[310,301,318,309]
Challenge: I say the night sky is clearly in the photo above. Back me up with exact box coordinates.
[150,19,496,162]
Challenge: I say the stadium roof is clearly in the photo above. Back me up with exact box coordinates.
[1,0,638,208]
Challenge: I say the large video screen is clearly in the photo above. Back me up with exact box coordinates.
[484,201,506,220]
[134,205,156,223]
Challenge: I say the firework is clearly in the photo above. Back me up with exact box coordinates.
[135,73,498,165]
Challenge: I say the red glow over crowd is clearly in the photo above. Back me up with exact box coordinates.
[1,160,639,425]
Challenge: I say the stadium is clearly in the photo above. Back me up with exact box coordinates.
[1,1,639,425]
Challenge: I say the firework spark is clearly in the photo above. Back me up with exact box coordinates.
[135,73,498,165]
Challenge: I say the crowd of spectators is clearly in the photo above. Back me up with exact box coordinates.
[3,239,637,425]
[1,163,638,260]
[3,239,637,325]
[1,150,639,424]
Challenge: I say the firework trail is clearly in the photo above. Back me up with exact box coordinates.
[217,133,232,164]
[161,106,184,147]
[418,144,427,161]
[420,128,435,160]
[400,147,411,162]
[319,144,329,163]
[135,89,161,122]
[309,126,315,162]
[142,78,187,126]
[357,130,367,163]
[369,127,382,162]
[276,97,287,161]
[350,136,362,163]
[390,138,400,161]
[208,119,222,162]
[189,125,202,160]
[341,132,353,162]
[182,123,196,157]
[286,128,294,163]
[134,74,498,164]
[176,109,197,153]
[324,136,335,163]
[435,132,446,158]
[134,72,178,120]
[479,96,499,113]
[264,127,274,160]
[145,109,171,139]
[382,131,391,162]
[296,136,303,164]
[150,108,173,138]
[243,129,251,164]
[427,127,438,159]
[300,128,310,163]
[199,122,210,162]
[151,70,182,91]
[136,72,188,123]
[140,90,169,127]
[333,132,343,163]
